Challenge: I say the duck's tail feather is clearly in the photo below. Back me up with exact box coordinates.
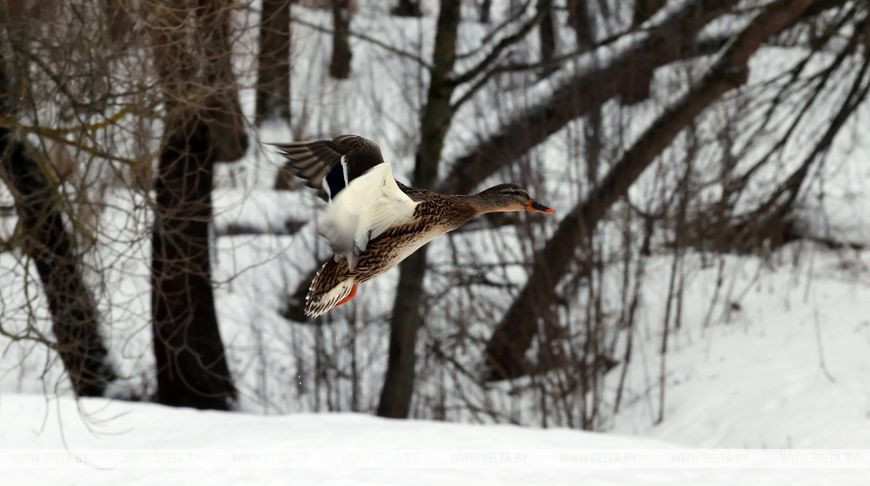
[305,259,354,318]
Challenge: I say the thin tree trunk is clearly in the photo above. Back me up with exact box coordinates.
[329,0,352,79]
[376,0,461,419]
[482,0,817,381]
[566,0,592,44]
[391,0,421,17]
[151,114,236,409]
[0,142,117,396]
[0,49,116,397]
[537,0,557,77]
[255,0,291,125]
[479,0,492,23]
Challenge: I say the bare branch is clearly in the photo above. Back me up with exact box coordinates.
[481,0,819,381]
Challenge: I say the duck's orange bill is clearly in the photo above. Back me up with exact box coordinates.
[527,201,556,214]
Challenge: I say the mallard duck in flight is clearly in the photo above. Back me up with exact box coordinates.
[274,134,556,318]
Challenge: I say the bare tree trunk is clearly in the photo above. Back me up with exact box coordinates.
[194,0,248,161]
[537,0,557,77]
[0,143,117,397]
[566,0,592,44]
[151,114,236,409]
[329,0,352,79]
[479,0,492,23]
[633,0,666,26]
[0,50,116,397]
[255,0,291,125]
[391,0,421,17]
[100,0,135,48]
[376,0,461,419]
[482,0,818,381]
[146,0,238,408]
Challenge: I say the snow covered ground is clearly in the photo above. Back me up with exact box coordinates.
[606,250,870,449]
[1,2,869,484]
[1,393,867,486]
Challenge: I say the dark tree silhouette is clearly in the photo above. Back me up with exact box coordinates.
[256,0,292,125]
[391,0,421,17]
[330,0,353,79]
[0,47,116,397]
[146,0,241,408]
[151,115,236,409]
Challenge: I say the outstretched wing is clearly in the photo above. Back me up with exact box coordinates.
[272,134,385,201]
[318,163,417,270]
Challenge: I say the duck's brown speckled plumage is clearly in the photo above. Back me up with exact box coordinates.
[305,186,477,317]
[274,134,555,318]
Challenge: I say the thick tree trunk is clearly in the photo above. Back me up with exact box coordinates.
[146,0,239,408]
[376,0,461,419]
[255,0,291,125]
[194,0,248,161]
[0,46,115,398]
[482,0,817,381]
[146,1,247,162]
[329,0,352,79]
[151,114,236,409]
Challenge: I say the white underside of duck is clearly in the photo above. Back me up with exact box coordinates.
[317,163,418,270]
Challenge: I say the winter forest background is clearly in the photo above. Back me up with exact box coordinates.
[1,0,870,469]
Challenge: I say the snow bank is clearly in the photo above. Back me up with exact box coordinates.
[1,393,866,486]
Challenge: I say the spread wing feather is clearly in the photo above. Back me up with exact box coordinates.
[272,134,385,201]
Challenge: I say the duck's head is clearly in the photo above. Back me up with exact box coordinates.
[475,184,556,214]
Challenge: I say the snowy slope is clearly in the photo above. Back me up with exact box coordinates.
[1,393,867,486]
[606,251,870,449]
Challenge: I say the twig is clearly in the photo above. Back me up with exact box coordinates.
[813,308,836,383]
[289,14,433,71]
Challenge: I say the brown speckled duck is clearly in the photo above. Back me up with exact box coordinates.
[273,134,556,318]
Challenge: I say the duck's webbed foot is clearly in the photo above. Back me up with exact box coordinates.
[335,284,358,307]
